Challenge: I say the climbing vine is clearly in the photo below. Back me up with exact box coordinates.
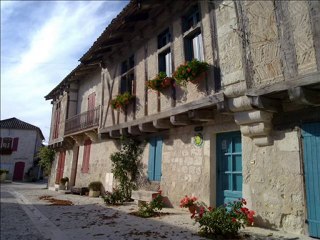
[110,137,143,201]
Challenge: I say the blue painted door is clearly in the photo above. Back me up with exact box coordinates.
[148,137,163,181]
[216,131,242,206]
[302,122,320,238]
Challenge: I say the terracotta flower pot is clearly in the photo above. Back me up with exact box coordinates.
[188,205,197,214]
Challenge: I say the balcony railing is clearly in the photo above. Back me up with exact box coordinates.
[65,106,100,135]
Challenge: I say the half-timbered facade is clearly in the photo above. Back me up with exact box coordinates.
[45,0,320,237]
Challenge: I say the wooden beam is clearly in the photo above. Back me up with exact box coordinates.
[128,125,141,135]
[288,87,320,106]
[99,92,224,133]
[120,128,129,136]
[170,114,190,126]
[100,38,123,48]
[153,119,172,129]
[246,72,320,96]
[139,122,158,132]
[109,130,121,138]
[93,47,112,55]
[248,96,283,113]
[188,109,214,121]
[112,26,135,35]
[124,12,149,23]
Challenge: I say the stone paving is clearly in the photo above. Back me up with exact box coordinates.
[0,182,313,240]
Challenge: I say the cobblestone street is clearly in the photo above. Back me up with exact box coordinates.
[0,182,312,240]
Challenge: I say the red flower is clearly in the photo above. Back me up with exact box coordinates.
[232,217,237,222]
[187,68,191,73]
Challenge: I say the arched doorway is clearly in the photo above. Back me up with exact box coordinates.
[13,162,25,181]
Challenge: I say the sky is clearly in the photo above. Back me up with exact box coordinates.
[1,0,128,143]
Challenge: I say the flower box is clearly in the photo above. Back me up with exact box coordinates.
[110,92,134,111]
[147,72,173,92]
[173,59,209,87]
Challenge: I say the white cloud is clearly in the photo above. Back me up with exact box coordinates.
[1,1,128,142]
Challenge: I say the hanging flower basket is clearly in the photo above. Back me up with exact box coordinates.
[146,72,174,92]
[173,59,209,87]
[110,92,134,111]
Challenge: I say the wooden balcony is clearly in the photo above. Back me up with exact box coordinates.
[65,106,100,135]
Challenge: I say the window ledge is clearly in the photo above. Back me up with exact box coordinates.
[183,22,201,38]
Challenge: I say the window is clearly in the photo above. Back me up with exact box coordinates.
[182,5,200,32]
[0,137,19,155]
[183,5,204,62]
[184,31,204,61]
[53,102,61,139]
[148,137,163,181]
[120,55,135,94]
[81,139,91,173]
[158,29,172,76]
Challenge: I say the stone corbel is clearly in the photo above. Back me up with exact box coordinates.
[85,130,98,142]
[228,96,274,146]
[70,135,85,146]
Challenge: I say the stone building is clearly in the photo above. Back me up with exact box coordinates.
[45,0,320,237]
[0,117,45,181]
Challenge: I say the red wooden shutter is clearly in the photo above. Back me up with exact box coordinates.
[81,139,91,173]
[88,92,96,111]
[12,138,19,151]
[55,151,66,183]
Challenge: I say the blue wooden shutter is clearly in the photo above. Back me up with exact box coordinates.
[154,137,163,181]
[148,138,156,180]
[302,123,320,238]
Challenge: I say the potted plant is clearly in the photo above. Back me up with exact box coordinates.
[173,59,209,87]
[88,181,102,197]
[180,195,198,214]
[110,92,134,111]
[0,169,9,182]
[59,177,69,190]
[146,72,174,92]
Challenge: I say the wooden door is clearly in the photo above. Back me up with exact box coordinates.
[55,151,66,184]
[302,122,320,238]
[13,162,25,181]
[148,137,163,181]
[216,131,242,206]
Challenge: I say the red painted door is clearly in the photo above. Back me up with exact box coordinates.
[13,162,25,181]
[55,151,66,183]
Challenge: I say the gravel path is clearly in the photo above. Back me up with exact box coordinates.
[0,182,312,240]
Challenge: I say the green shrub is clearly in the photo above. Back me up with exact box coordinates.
[137,193,164,218]
[102,188,124,205]
[88,181,102,191]
[0,169,9,175]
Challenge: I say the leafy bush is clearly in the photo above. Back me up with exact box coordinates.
[188,198,255,238]
[137,192,164,218]
[173,59,209,87]
[60,177,69,185]
[110,137,143,201]
[110,92,134,110]
[88,181,102,191]
[146,72,173,92]
[102,188,124,205]
[37,146,55,175]
[0,169,9,175]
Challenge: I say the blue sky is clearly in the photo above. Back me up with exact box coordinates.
[1,0,128,143]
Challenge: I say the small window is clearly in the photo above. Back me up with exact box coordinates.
[1,138,12,150]
[182,5,200,32]
[184,31,204,62]
[158,28,171,49]
[158,49,172,77]
[120,55,135,94]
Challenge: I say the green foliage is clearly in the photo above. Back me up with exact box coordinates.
[173,59,209,87]
[60,177,69,185]
[102,188,124,205]
[137,194,164,218]
[37,146,55,175]
[110,92,134,110]
[0,169,9,175]
[110,137,143,201]
[191,199,255,238]
[88,181,102,191]
[146,72,173,92]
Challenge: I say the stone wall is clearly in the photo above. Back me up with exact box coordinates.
[242,130,305,234]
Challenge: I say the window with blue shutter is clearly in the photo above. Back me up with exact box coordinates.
[148,137,163,181]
